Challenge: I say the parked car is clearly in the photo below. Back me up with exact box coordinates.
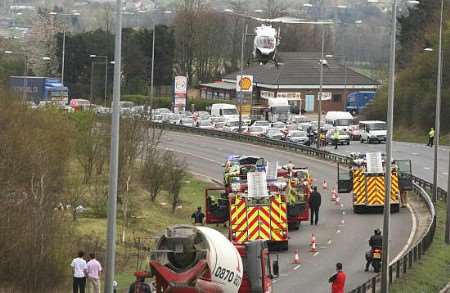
[326,129,351,145]
[246,126,266,137]
[265,128,284,140]
[271,121,286,130]
[286,130,309,144]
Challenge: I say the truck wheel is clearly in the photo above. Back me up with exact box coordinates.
[288,222,300,231]
[353,205,365,214]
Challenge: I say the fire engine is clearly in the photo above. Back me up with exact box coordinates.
[337,152,412,213]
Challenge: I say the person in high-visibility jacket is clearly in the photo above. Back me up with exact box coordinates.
[427,127,435,147]
[332,130,340,150]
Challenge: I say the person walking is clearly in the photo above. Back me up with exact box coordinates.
[191,206,205,225]
[309,186,322,225]
[328,263,346,293]
[427,127,435,147]
[86,253,102,293]
[71,251,87,293]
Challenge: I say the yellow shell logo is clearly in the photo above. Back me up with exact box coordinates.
[239,77,252,90]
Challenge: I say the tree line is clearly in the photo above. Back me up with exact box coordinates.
[364,2,450,135]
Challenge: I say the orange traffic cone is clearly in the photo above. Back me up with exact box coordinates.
[323,180,328,190]
[292,249,301,264]
[336,194,341,205]
[310,233,318,252]
[331,186,337,201]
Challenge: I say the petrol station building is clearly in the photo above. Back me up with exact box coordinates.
[199,52,380,113]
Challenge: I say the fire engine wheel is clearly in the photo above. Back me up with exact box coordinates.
[288,222,300,231]
[391,204,400,213]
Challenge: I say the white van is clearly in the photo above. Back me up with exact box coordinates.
[210,103,239,121]
[359,120,387,143]
[324,111,354,132]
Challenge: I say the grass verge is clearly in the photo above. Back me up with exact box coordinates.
[394,128,449,145]
[391,202,450,293]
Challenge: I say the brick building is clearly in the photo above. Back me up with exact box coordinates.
[200,52,379,113]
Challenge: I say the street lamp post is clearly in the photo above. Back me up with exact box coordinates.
[105,0,123,291]
[432,0,444,204]
[238,23,248,133]
[317,25,325,149]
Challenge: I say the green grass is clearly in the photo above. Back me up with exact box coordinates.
[75,175,215,291]
[391,202,450,293]
[394,128,449,145]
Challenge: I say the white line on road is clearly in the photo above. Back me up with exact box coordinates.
[424,167,431,170]
[313,252,319,256]
[411,152,418,155]
[444,172,449,176]
[294,265,301,270]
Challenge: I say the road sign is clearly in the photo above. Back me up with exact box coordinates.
[236,75,253,93]
[319,91,332,101]
[366,152,383,174]
[174,76,187,112]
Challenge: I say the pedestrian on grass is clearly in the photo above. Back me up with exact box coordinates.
[309,186,321,225]
[192,206,205,225]
[71,251,87,293]
[86,253,102,293]
[427,127,435,147]
[329,262,346,293]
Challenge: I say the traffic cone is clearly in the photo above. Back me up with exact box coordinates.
[292,248,301,264]
[331,186,337,201]
[323,180,328,190]
[310,233,318,252]
[336,194,341,206]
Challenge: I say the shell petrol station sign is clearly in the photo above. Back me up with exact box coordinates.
[236,75,253,93]
[173,75,187,112]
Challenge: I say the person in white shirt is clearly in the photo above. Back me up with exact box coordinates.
[71,251,87,293]
[86,253,102,293]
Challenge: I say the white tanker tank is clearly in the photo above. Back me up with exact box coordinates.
[149,225,244,293]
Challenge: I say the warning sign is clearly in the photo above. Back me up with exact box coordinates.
[247,172,269,198]
[366,152,383,174]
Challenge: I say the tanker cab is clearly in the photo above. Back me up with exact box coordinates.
[239,240,278,293]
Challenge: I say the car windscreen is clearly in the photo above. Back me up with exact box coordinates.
[254,121,270,127]
[335,119,353,126]
[367,123,386,131]
[223,108,237,115]
[249,127,264,132]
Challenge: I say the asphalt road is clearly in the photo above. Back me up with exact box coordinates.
[159,131,412,293]
[321,140,449,191]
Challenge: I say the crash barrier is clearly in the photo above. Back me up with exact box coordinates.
[348,177,437,293]
[151,122,352,165]
[150,122,439,291]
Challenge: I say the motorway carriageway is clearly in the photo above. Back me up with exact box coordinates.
[159,131,413,293]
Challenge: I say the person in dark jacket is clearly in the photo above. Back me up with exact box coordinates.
[309,186,322,225]
[128,274,152,293]
[365,229,383,271]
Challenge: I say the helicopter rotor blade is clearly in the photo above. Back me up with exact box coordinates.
[224,10,334,25]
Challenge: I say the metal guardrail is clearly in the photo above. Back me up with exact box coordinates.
[151,122,439,292]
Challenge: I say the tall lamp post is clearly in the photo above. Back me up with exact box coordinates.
[48,11,81,84]
[105,0,123,291]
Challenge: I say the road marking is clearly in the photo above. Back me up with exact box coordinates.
[293,265,301,270]
[443,172,449,176]
[163,147,222,165]
[313,252,319,256]
[390,203,417,265]
[336,229,341,233]
[424,167,431,170]
[342,211,346,215]
[411,152,418,155]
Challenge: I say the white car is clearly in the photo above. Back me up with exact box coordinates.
[251,120,271,133]
[179,117,194,127]
[246,126,266,137]
[286,130,309,144]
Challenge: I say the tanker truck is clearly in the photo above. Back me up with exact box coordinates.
[145,225,278,293]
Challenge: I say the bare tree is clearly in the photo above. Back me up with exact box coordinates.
[163,151,187,213]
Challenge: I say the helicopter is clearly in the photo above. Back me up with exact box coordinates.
[225,11,333,66]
